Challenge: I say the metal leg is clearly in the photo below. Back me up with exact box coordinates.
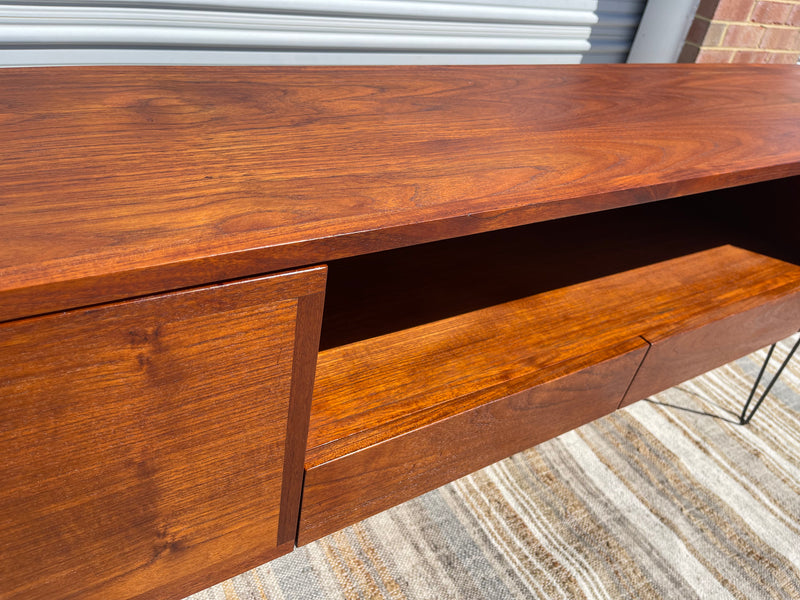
[740,337,800,425]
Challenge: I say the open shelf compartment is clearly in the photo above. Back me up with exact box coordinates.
[299,182,800,545]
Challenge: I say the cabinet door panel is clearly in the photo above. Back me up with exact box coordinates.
[0,266,325,600]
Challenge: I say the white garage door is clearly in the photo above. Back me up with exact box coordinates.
[0,0,646,66]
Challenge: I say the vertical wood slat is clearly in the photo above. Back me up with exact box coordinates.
[277,289,327,545]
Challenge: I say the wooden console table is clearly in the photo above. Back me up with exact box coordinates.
[1,64,799,600]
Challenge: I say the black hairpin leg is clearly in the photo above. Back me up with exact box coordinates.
[739,337,800,425]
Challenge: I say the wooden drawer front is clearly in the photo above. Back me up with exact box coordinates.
[0,267,325,600]
[297,339,647,546]
[622,289,800,407]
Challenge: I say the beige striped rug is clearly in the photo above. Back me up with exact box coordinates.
[187,334,800,600]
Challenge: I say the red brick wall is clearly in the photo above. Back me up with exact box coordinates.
[679,0,800,63]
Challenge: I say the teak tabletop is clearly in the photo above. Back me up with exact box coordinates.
[2,64,800,322]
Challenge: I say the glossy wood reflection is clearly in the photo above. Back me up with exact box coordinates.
[299,245,800,543]
[2,65,800,322]
[0,267,325,600]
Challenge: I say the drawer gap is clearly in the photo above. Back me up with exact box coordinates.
[300,243,800,544]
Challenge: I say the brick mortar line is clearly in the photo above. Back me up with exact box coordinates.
[742,0,800,5]
[685,39,799,52]
[707,21,800,29]
[694,14,800,30]
[698,45,800,52]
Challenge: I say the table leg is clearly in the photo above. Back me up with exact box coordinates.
[740,337,800,425]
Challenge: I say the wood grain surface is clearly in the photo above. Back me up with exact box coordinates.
[0,266,325,600]
[319,192,732,350]
[309,245,800,464]
[2,65,800,322]
[300,245,800,543]
[621,287,800,407]
[299,340,648,546]
[276,288,326,546]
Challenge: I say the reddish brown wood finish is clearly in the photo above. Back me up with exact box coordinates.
[319,193,734,350]
[621,289,800,406]
[0,266,325,600]
[299,245,800,544]
[618,246,800,406]
[3,66,800,597]
[277,289,326,545]
[708,177,800,266]
[2,65,800,323]
[299,340,647,545]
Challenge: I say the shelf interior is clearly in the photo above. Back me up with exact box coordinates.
[308,178,800,466]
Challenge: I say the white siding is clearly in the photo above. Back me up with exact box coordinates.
[0,0,645,66]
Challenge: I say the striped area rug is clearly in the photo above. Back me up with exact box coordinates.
[187,334,800,600]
